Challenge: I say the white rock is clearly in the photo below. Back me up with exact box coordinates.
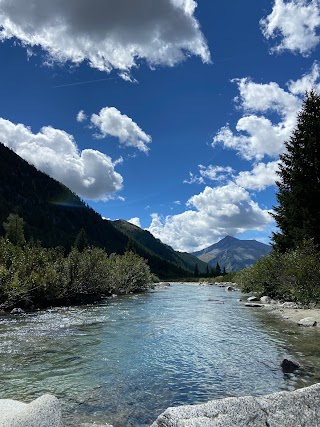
[247,296,259,302]
[260,296,272,304]
[0,394,63,427]
[298,317,317,327]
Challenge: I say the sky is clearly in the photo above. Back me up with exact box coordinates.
[0,0,320,253]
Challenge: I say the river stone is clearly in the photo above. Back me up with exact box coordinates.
[245,303,264,308]
[247,296,259,302]
[0,394,63,427]
[150,383,320,427]
[298,317,317,327]
[10,308,25,315]
[260,296,272,304]
[281,358,300,373]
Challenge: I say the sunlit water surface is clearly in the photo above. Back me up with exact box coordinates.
[1,284,320,426]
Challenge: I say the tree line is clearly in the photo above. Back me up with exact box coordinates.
[0,214,157,310]
[235,91,320,304]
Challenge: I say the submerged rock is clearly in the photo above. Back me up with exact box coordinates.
[281,358,300,373]
[151,383,320,427]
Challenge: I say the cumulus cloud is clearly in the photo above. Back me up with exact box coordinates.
[91,107,151,153]
[213,66,320,160]
[0,0,210,73]
[235,161,280,191]
[76,110,87,123]
[147,183,272,252]
[128,217,141,228]
[199,165,234,182]
[0,118,123,200]
[260,0,320,56]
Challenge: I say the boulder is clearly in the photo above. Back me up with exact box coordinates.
[0,394,63,427]
[298,317,317,327]
[245,303,264,308]
[281,302,299,309]
[151,383,320,427]
[225,286,235,292]
[260,296,272,304]
[10,308,25,315]
[281,358,300,373]
[247,296,259,302]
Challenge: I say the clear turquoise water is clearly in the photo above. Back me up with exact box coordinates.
[0,283,319,426]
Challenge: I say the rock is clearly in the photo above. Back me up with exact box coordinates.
[298,317,317,327]
[10,308,25,315]
[151,383,320,427]
[81,424,113,427]
[260,296,272,304]
[247,296,259,302]
[225,286,235,291]
[245,303,264,308]
[281,358,300,373]
[0,394,63,427]
[281,302,299,309]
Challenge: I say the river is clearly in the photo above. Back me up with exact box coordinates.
[0,283,319,426]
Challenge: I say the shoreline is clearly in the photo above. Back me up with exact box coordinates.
[261,303,320,327]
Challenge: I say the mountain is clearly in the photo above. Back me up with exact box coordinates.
[192,235,272,272]
[0,143,200,279]
[112,219,209,274]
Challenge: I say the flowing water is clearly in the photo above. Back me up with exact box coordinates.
[0,283,320,426]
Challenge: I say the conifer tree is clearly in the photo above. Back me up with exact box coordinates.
[194,263,199,277]
[215,262,221,276]
[74,228,89,252]
[272,90,320,252]
[3,213,25,246]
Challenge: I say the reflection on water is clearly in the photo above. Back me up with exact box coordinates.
[0,284,319,426]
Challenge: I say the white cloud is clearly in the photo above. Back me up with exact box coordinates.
[91,107,151,153]
[147,183,272,252]
[199,165,234,181]
[288,62,320,94]
[260,0,320,56]
[235,161,280,191]
[213,67,320,160]
[183,172,205,185]
[76,110,87,123]
[0,118,123,200]
[128,217,141,228]
[0,0,210,73]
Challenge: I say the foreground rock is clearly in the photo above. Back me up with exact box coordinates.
[298,317,317,327]
[0,394,63,427]
[151,383,320,427]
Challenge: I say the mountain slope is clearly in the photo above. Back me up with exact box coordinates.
[192,235,271,271]
[0,143,191,279]
[112,219,209,274]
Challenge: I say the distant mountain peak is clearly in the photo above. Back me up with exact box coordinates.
[192,236,271,272]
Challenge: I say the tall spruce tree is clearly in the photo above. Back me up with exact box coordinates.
[272,90,320,252]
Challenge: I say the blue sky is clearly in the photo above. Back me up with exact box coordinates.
[0,0,320,252]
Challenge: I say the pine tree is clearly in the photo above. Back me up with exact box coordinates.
[215,262,221,276]
[272,90,320,252]
[3,213,25,246]
[74,228,89,252]
[194,263,199,277]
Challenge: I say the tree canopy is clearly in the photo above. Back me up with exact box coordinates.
[272,90,320,252]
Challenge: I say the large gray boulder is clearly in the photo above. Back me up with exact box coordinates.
[0,394,63,427]
[151,383,320,427]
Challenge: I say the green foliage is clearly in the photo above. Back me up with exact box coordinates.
[272,90,320,252]
[234,240,320,304]
[3,213,25,246]
[0,239,155,310]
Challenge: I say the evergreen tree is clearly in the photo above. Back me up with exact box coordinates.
[222,267,226,276]
[194,263,199,277]
[206,264,210,277]
[74,228,89,252]
[272,91,320,252]
[215,262,221,276]
[3,213,25,246]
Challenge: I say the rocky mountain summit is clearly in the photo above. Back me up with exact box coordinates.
[193,235,272,271]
